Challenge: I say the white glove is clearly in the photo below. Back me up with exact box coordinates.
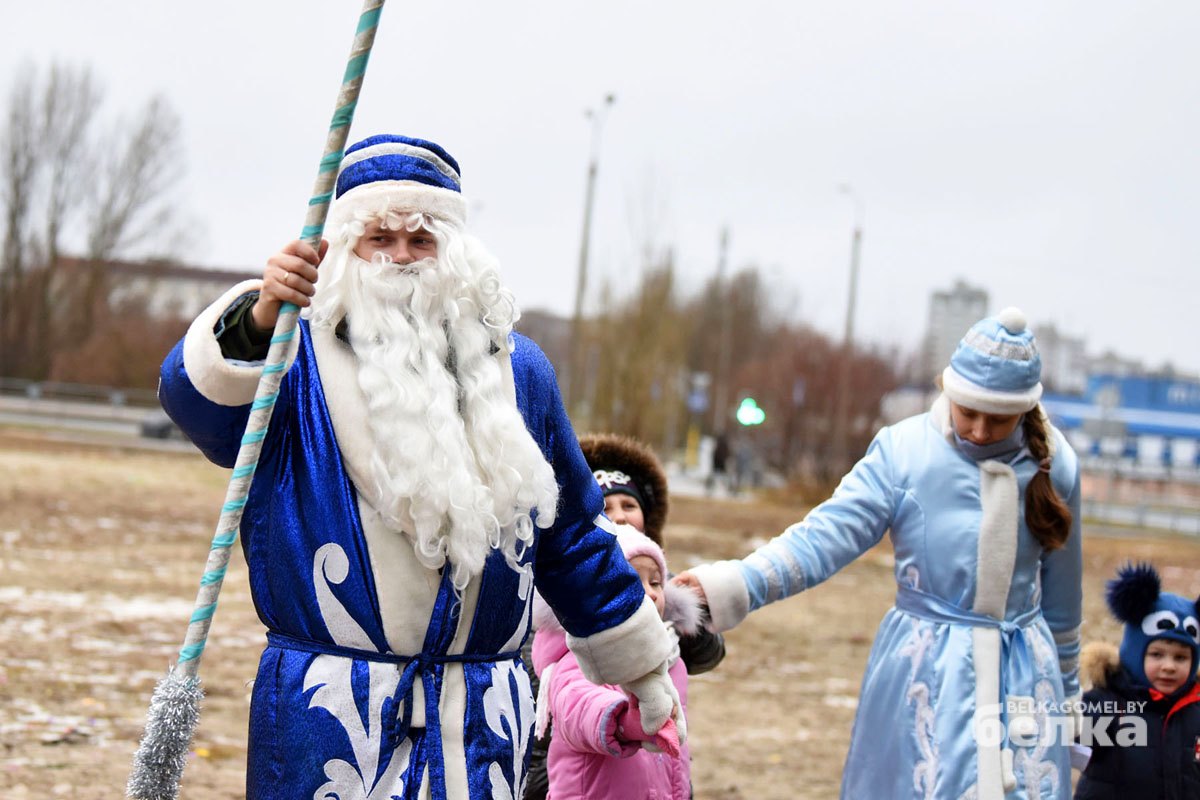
[620,661,687,743]
[663,620,681,666]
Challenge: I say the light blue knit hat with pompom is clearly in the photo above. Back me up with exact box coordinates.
[941,307,1043,415]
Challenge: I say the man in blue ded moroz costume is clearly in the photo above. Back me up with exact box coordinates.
[158,135,682,800]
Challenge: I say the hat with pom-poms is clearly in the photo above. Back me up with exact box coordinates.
[1107,562,1200,687]
[941,307,1043,414]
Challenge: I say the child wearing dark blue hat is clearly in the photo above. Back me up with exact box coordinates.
[1074,562,1200,799]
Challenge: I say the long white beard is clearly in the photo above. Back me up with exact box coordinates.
[308,220,559,589]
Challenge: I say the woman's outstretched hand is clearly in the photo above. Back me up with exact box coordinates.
[671,571,707,605]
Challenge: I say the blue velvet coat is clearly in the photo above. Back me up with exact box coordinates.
[159,297,654,800]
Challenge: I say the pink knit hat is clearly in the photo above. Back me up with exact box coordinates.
[614,524,667,580]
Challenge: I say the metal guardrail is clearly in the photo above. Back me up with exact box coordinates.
[1082,499,1200,536]
[0,377,160,408]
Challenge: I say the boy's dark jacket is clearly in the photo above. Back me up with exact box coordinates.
[1074,642,1200,800]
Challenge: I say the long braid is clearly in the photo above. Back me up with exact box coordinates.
[1022,409,1072,551]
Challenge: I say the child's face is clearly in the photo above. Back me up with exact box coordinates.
[629,555,665,618]
[604,493,645,533]
[1144,638,1193,695]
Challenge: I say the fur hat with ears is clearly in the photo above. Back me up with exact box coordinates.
[579,433,670,546]
[1107,562,1200,687]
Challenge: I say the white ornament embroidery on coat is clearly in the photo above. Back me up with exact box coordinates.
[898,568,938,800]
[1012,680,1061,800]
[483,660,534,800]
[498,561,535,655]
[305,544,412,799]
[1028,627,1057,674]
[907,682,938,800]
[313,543,375,649]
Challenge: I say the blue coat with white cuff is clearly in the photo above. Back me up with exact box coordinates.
[159,281,667,800]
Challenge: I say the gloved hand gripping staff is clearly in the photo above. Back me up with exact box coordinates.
[126,3,386,796]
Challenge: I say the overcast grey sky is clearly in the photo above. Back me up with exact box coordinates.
[5,1,1198,375]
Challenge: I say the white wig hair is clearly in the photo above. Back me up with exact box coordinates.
[307,207,560,589]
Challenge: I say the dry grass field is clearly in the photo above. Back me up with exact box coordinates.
[2,427,1199,799]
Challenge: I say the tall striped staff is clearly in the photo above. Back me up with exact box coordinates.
[126,2,386,797]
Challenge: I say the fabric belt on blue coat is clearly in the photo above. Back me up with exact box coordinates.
[895,583,1042,637]
[266,565,520,800]
[895,583,1045,778]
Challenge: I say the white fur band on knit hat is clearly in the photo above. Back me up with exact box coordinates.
[942,306,1043,415]
[326,134,468,236]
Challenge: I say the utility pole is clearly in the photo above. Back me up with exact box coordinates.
[712,227,732,435]
[565,93,615,416]
[831,186,863,475]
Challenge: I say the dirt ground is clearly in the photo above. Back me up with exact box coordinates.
[3,428,1200,799]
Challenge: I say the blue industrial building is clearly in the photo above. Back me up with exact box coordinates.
[1042,375,1200,473]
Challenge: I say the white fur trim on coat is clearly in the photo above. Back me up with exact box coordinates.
[972,457,1020,799]
[690,560,750,633]
[974,461,1019,619]
[182,280,300,407]
[567,596,673,686]
[663,582,703,637]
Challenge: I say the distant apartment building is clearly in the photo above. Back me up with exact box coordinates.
[1043,374,1200,473]
[1087,349,1147,379]
[1034,323,1089,395]
[921,280,989,379]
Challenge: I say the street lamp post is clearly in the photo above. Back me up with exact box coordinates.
[566,93,616,415]
[830,184,863,475]
[712,227,732,436]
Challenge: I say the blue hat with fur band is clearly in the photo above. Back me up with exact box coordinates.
[941,307,1043,414]
[327,134,467,235]
[1107,562,1200,688]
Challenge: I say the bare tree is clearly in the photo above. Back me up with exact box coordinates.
[30,65,103,377]
[0,62,185,381]
[587,253,690,450]
[0,63,40,374]
[65,94,183,349]
[85,95,182,261]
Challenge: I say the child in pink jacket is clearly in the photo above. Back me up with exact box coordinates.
[531,525,700,800]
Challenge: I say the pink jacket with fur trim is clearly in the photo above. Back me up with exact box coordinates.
[531,586,695,800]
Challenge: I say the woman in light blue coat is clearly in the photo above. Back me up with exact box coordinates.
[680,308,1082,800]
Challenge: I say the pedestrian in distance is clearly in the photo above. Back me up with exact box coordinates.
[677,307,1084,799]
[158,134,683,800]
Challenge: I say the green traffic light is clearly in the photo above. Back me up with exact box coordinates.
[736,397,766,426]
